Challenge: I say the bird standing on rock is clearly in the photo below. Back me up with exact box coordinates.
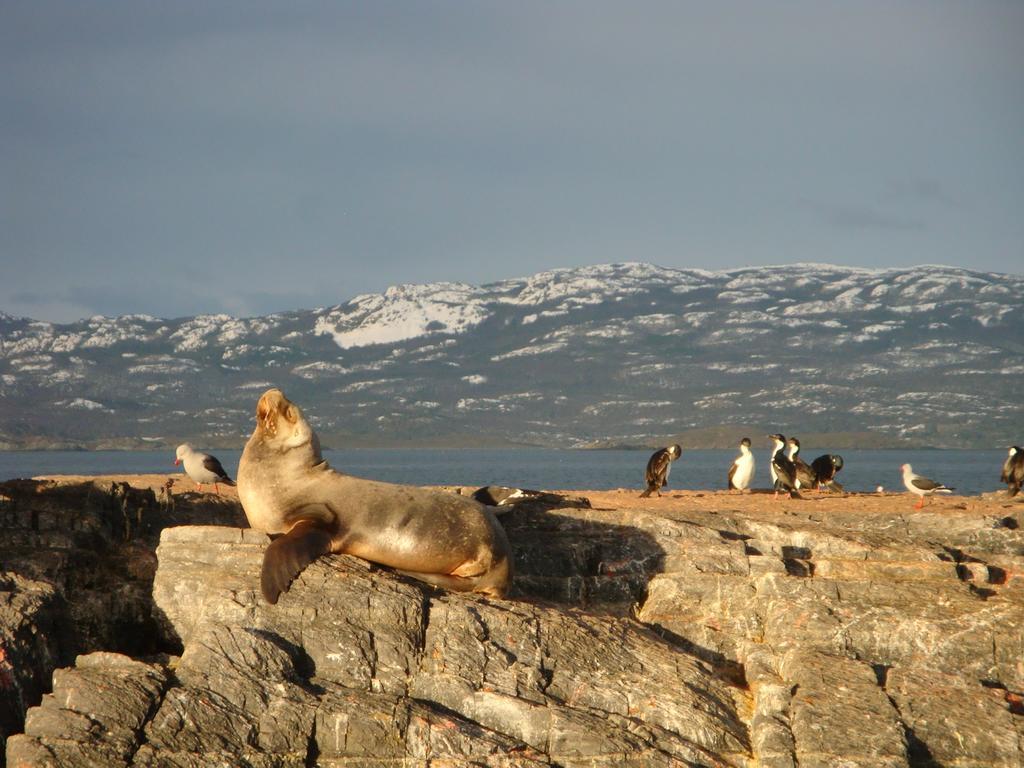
[728,437,755,492]
[174,444,235,493]
[811,454,845,492]
[900,464,953,509]
[786,437,817,492]
[769,434,800,499]
[640,444,681,498]
[1000,446,1024,497]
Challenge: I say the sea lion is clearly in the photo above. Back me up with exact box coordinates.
[237,388,513,604]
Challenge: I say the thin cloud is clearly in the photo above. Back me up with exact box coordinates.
[827,206,926,233]
[888,177,959,207]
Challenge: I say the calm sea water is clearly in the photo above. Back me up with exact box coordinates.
[0,448,1008,496]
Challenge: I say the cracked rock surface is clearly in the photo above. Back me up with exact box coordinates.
[3,478,1023,766]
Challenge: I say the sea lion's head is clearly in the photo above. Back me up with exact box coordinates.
[254,388,321,459]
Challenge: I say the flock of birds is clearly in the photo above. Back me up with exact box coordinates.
[640,435,845,500]
[642,439,1024,508]
[171,440,1024,511]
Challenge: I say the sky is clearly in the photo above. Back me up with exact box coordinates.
[2,2,1022,323]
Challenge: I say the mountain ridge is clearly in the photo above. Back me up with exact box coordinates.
[2,262,1021,450]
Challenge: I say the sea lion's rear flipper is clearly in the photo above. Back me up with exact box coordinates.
[261,519,333,604]
[395,568,509,600]
[396,551,511,600]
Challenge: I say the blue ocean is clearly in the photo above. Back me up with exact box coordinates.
[0,448,1008,497]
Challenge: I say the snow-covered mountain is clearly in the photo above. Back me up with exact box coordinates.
[1,263,1021,450]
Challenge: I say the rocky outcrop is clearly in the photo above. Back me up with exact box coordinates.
[0,574,66,758]
[10,526,748,766]
[3,480,1024,766]
[0,476,246,753]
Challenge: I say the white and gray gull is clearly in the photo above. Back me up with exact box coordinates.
[174,443,235,493]
[900,463,952,509]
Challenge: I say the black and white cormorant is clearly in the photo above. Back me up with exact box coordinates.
[786,437,817,492]
[768,434,800,499]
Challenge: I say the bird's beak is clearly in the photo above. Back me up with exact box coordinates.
[173,459,181,466]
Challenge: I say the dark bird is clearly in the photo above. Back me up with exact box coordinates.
[640,444,681,498]
[768,434,800,499]
[174,443,235,494]
[786,437,817,492]
[471,486,592,510]
[811,454,845,492]
[471,485,544,506]
[901,463,953,509]
[1000,446,1024,497]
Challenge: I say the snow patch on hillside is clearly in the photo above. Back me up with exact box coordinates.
[491,341,568,361]
[293,362,350,379]
[315,283,491,349]
[171,315,233,352]
[128,356,201,375]
[56,398,112,412]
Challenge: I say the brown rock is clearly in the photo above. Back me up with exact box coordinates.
[4,481,1024,766]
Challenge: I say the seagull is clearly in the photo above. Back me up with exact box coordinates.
[1000,446,1024,497]
[640,444,681,498]
[174,444,235,493]
[900,463,953,509]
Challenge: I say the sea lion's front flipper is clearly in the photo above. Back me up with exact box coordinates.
[261,519,333,604]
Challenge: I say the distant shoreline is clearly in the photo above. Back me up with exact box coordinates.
[0,443,967,453]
